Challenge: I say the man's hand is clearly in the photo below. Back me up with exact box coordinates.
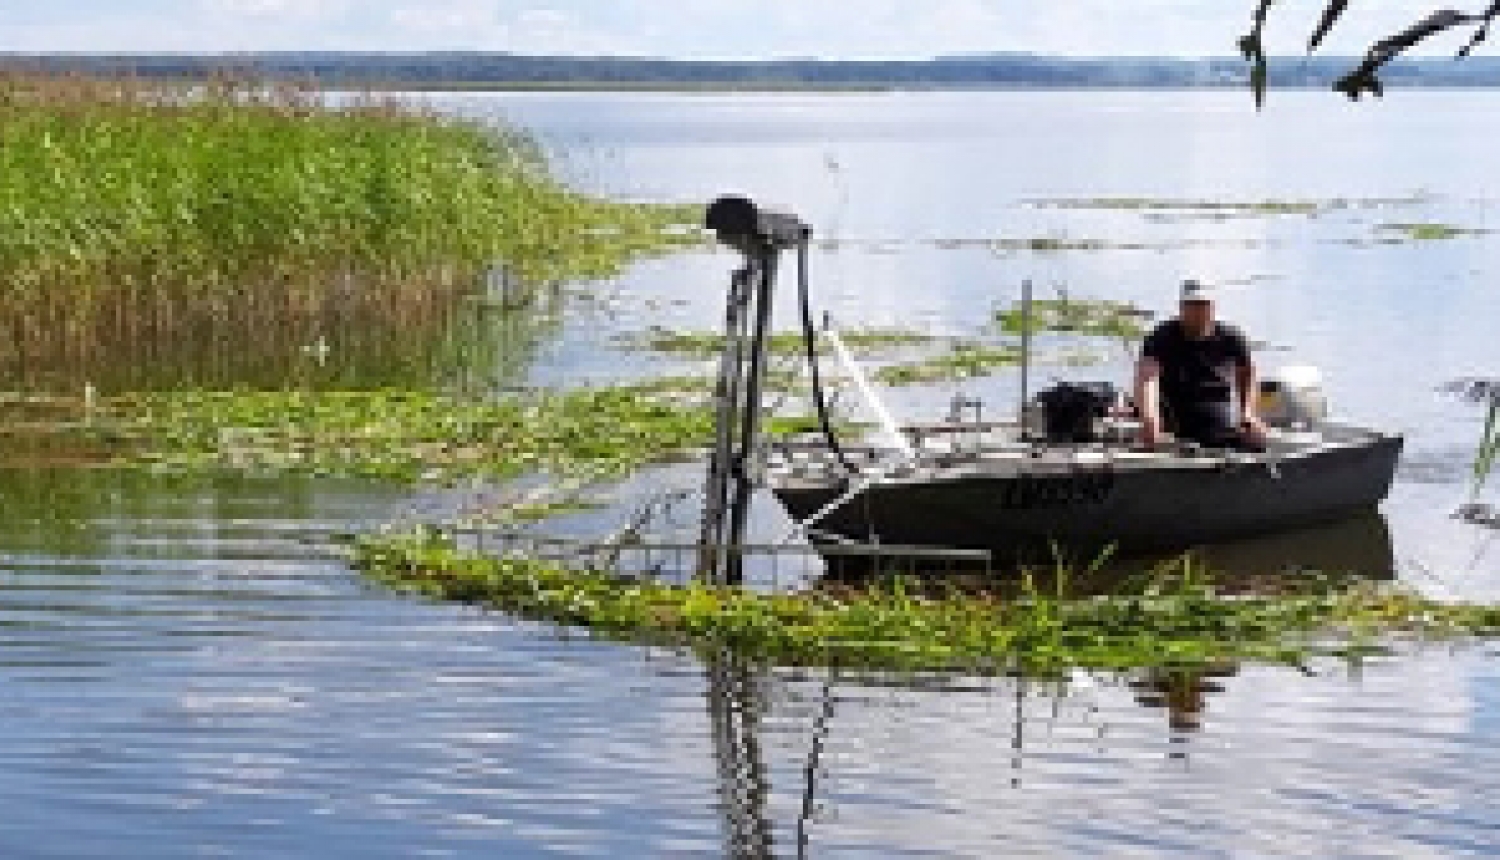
[1140,417,1164,448]
[1240,414,1269,447]
[1133,356,1164,449]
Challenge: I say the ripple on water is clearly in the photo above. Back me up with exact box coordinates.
[2,473,1499,858]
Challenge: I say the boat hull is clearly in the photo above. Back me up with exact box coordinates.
[772,434,1404,567]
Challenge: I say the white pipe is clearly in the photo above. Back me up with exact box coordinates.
[822,323,914,458]
[778,451,917,544]
[777,321,918,545]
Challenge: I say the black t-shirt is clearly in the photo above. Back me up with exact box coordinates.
[1141,320,1251,409]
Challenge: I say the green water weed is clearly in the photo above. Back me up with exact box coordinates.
[351,530,1500,674]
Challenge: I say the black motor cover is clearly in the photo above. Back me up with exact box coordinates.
[1035,382,1116,443]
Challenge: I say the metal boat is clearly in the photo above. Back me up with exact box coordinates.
[693,194,1404,581]
[768,417,1404,567]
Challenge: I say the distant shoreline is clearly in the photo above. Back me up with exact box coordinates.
[348,81,1500,94]
[8,52,1500,91]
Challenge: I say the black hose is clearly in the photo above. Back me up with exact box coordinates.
[797,240,857,475]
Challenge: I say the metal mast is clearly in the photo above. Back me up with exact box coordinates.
[698,196,810,585]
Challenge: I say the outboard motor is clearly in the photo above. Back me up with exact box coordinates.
[1035,382,1117,443]
[1258,366,1328,429]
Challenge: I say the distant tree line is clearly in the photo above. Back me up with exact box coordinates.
[6,52,1500,89]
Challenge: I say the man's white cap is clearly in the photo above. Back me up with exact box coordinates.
[1180,279,1213,302]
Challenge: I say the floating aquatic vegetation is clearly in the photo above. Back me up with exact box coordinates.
[3,383,855,483]
[1375,222,1491,242]
[1023,195,1428,216]
[474,498,607,525]
[872,343,1025,386]
[621,326,939,359]
[1027,197,1320,215]
[989,236,1113,252]
[981,237,1270,254]
[617,375,720,397]
[351,528,1500,674]
[616,372,812,400]
[1140,211,1289,224]
[40,386,718,483]
[993,298,1150,341]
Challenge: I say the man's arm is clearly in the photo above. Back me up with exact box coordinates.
[1228,326,1259,426]
[1234,358,1269,447]
[1234,360,1259,424]
[1134,356,1164,445]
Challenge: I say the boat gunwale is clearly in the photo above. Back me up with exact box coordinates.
[767,423,1403,491]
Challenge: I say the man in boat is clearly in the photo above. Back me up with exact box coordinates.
[1134,280,1269,450]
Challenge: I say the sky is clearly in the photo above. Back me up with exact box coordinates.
[0,1,1482,58]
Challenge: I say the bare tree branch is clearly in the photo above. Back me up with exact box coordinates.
[1458,0,1500,56]
[1335,9,1483,100]
[1309,0,1353,52]
[1238,0,1276,108]
[1252,2,1500,104]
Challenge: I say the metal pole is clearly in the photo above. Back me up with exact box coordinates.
[725,248,780,585]
[698,265,755,581]
[1019,278,1033,440]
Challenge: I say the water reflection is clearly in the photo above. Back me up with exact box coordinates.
[803,511,1397,598]
[1130,664,1239,736]
[0,466,390,561]
[1183,510,1395,584]
[695,649,1498,857]
[706,653,776,859]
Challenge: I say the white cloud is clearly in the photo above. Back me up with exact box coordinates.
[379,3,642,53]
[389,0,501,35]
[502,7,632,55]
[516,8,572,30]
[198,0,352,22]
[201,0,299,15]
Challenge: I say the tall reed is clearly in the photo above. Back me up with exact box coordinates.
[0,73,689,387]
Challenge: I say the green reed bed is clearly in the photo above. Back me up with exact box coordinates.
[0,74,689,287]
[3,274,527,392]
[352,529,1500,674]
[0,73,691,376]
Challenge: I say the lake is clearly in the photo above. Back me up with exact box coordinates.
[3,90,1500,857]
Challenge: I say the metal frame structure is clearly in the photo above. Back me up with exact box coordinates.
[697,196,811,585]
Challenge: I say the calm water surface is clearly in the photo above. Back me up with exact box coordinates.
[3,91,1500,857]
